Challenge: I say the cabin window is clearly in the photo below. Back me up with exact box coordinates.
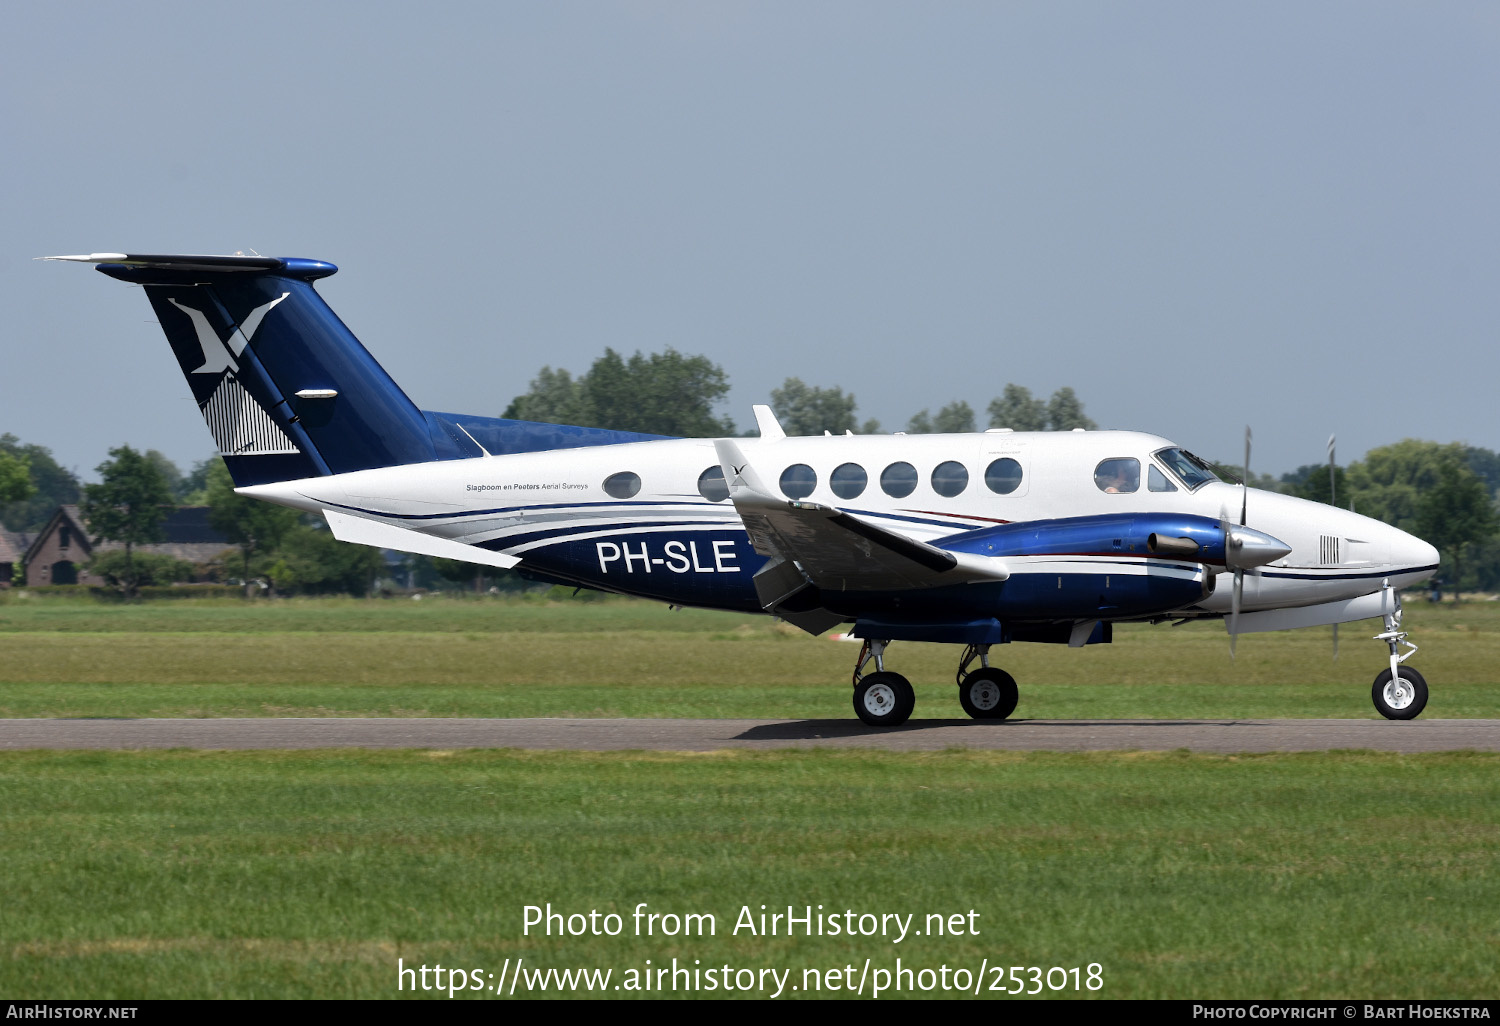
[1094,458,1140,494]
[880,462,918,498]
[931,461,969,498]
[58,524,71,549]
[603,471,642,499]
[697,466,729,502]
[830,463,867,500]
[1148,465,1177,492]
[779,464,817,499]
[984,458,1023,495]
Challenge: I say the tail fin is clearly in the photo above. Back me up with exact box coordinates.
[49,253,438,486]
[47,252,674,486]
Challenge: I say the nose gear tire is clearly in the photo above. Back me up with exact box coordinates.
[958,668,1019,720]
[854,672,916,726]
[1372,666,1428,720]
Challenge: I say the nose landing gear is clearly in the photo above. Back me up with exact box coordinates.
[1372,666,1427,719]
[1371,582,1427,720]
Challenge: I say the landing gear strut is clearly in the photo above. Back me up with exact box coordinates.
[955,644,1019,720]
[851,639,915,726]
[1371,583,1427,720]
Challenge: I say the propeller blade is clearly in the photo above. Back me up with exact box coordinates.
[1329,432,1339,660]
[1240,425,1251,526]
[1229,568,1243,660]
[1328,434,1337,507]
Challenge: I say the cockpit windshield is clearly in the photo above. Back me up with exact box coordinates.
[1154,448,1221,491]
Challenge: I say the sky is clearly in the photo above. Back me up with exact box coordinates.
[4,2,1498,482]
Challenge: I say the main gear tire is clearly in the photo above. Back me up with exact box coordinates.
[958,668,1019,720]
[854,672,916,726]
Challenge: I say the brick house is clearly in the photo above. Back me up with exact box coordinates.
[18,505,232,586]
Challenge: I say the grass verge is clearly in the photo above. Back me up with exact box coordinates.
[1,749,1496,999]
[1,595,1497,719]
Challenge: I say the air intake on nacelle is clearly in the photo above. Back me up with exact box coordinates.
[1148,534,1200,558]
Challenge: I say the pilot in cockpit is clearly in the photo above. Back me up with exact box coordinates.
[1094,458,1140,494]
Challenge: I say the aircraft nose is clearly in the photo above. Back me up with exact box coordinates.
[1393,528,1439,573]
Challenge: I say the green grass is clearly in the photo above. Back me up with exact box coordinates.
[1,749,1496,999]
[1,594,1497,719]
[3,597,1496,999]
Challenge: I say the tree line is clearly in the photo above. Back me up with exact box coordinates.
[1272,441,1499,594]
[1,436,382,597]
[500,348,1097,437]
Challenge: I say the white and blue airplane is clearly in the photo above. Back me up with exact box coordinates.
[46,252,1440,725]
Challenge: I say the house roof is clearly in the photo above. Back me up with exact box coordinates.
[24,505,232,566]
[0,529,29,564]
[24,506,89,564]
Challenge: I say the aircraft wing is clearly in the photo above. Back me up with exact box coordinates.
[713,440,1008,594]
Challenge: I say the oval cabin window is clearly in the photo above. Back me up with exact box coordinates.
[603,471,642,499]
[984,458,1023,495]
[931,461,969,498]
[779,464,817,499]
[697,466,729,502]
[830,463,867,499]
[880,462,918,498]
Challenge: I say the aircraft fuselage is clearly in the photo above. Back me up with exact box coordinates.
[244,428,1438,630]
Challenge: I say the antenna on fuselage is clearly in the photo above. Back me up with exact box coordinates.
[753,405,786,442]
[456,423,492,457]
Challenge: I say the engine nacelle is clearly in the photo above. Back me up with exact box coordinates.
[940,512,1286,568]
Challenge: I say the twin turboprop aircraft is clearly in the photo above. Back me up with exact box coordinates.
[47,253,1441,725]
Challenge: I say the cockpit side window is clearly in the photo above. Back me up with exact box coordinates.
[1148,465,1177,492]
[1094,458,1140,494]
[1153,448,1220,491]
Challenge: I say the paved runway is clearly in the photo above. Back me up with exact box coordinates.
[1,717,1497,753]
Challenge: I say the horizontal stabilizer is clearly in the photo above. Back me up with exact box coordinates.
[41,252,299,273]
[324,510,520,570]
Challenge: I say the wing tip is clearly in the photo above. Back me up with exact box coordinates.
[38,253,128,263]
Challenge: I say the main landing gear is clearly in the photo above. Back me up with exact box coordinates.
[1371,587,1427,720]
[850,640,1020,727]
[851,641,915,726]
[955,644,1019,721]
